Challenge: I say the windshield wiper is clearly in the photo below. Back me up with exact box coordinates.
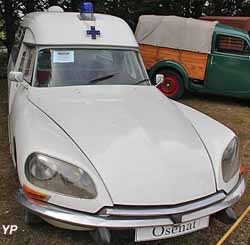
[86,74,116,85]
[135,79,150,85]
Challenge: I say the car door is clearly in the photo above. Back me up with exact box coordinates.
[9,46,36,114]
[8,44,36,165]
[8,28,25,113]
[206,33,250,95]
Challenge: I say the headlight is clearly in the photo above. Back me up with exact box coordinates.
[25,153,97,199]
[222,137,240,182]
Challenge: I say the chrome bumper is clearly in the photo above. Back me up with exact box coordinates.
[16,178,245,229]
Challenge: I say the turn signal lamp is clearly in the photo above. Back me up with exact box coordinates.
[23,185,49,201]
[240,163,246,176]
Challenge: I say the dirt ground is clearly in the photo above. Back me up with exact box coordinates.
[0,80,249,245]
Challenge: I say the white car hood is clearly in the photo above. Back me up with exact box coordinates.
[28,85,217,206]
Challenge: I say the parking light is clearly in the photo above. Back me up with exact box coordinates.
[23,185,49,201]
[240,163,246,176]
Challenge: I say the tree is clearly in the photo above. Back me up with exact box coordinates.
[203,0,246,16]
[241,0,250,16]
[22,0,36,13]
[1,0,250,55]
[0,0,61,54]
[188,0,208,17]
[0,0,21,54]
[222,0,245,16]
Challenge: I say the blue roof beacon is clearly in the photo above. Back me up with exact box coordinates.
[80,2,94,21]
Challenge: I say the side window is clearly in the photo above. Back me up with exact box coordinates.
[19,51,27,72]
[18,46,36,84]
[215,34,250,55]
[123,52,144,80]
[124,54,136,79]
[11,28,25,65]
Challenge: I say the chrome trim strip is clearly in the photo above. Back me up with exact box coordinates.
[100,193,226,217]
[16,178,245,229]
[182,177,246,222]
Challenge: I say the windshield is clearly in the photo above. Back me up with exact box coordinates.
[34,48,149,87]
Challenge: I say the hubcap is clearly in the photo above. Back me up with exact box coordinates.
[157,75,179,97]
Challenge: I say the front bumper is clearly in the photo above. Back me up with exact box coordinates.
[16,178,245,229]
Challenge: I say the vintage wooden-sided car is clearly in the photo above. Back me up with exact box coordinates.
[136,15,250,100]
[8,3,246,244]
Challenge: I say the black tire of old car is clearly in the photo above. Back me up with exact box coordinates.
[154,68,184,100]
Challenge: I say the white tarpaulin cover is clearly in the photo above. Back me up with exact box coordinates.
[135,15,218,54]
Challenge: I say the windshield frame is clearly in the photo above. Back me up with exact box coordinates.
[32,46,151,87]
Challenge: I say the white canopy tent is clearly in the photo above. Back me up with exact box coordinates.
[135,15,218,54]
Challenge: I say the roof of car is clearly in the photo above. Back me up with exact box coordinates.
[135,15,217,54]
[201,16,250,21]
[200,16,250,33]
[21,12,138,47]
[214,23,249,39]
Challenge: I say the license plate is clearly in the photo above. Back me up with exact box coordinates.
[135,216,209,242]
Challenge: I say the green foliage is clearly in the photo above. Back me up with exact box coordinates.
[203,0,246,16]
[0,19,5,41]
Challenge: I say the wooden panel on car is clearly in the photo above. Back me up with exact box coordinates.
[139,44,208,81]
[172,49,208,81]
[139,44,158,69]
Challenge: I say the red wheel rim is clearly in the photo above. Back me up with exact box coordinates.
[157,75,179,97]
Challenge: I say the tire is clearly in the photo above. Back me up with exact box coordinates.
[155,69,184,100]
[24,209,43,225]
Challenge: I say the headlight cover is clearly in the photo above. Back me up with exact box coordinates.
[25,153,97,199]
[222,137,240,182]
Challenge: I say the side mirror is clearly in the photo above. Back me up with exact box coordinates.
[8,71,23,83]
[155,74,164,86]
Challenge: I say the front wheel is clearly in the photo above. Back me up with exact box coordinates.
[155,69,184,100]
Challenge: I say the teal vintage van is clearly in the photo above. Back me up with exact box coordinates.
[136,15,250,100]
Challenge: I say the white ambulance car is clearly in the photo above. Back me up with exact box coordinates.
[7,2,245,244]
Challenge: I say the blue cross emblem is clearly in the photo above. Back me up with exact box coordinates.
[86,26,101,39]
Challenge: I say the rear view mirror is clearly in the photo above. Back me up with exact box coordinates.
[8,71,23,83]
[155,74,164,86]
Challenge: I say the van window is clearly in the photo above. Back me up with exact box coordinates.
[11,28,25,65]
[19,51,27,72]
[34,48,149,87]
[19,47,36,84]
[215,34,250,55]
